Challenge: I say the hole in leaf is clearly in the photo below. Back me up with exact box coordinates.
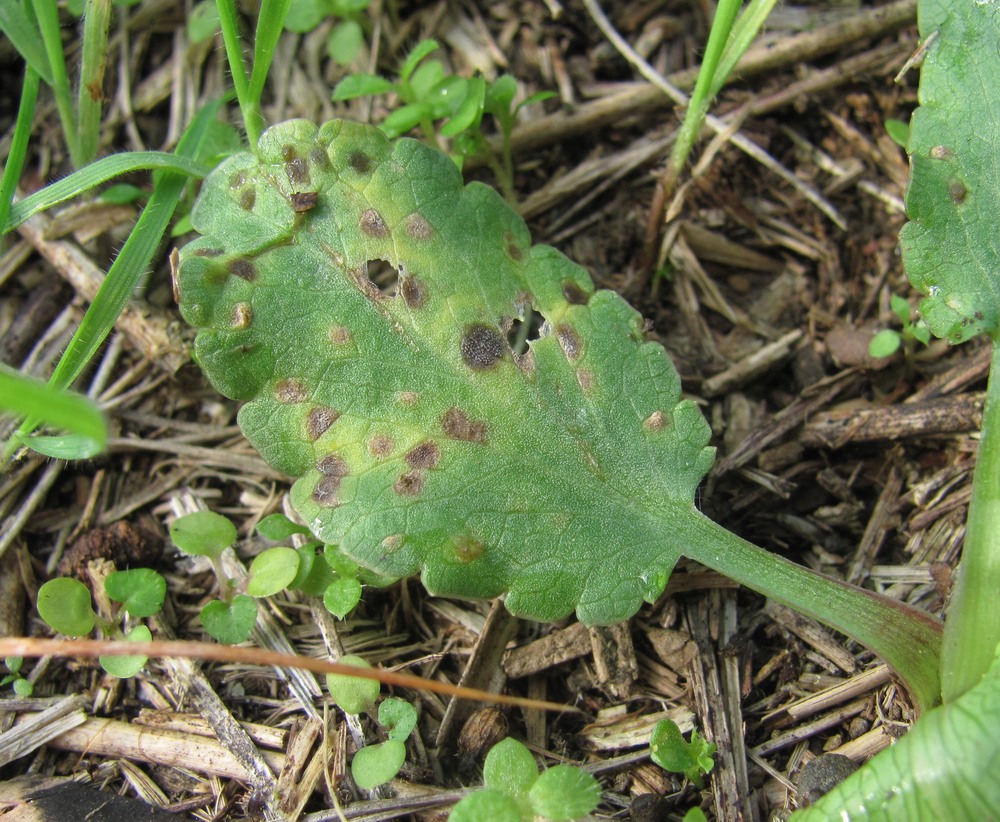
[366,259,401,297]
[507,309,542,355]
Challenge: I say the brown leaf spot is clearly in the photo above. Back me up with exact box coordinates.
[228,258,257,281]
[503,231,523,261]
[442,407,488,444]
[291,191,319,212]
[309,147,331,171]
[306,406,340,440]
[644,410,667,432]
[312,475,341,508]
[274,378,308,403]
[930,145,953,160]
[349,151,373,174]
[405,213,433,240]
[328,326,352,345]
[562,280,590,305]
[231,302,253,329]
[239,188,256,211]
[949,179,967,204]
[556,323,582,360]
[405,440,441,470]
[394,470,424,496]
[286,158,310,186]
[369,435,394,458]
[193,247,223,257]
[229,171,247,189]
[317,453,348,477]
[359,208,389,238]
[86,80,103,102]
[382,534,404,553]
[460,324,505,370]
[401,275,428,309]
[454,534,484,563]
[398,391,419,405]
[577,369,594,392]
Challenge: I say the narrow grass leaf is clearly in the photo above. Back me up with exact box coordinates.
[0,364,107,453]
[0,68,40,244]
[712,0,779,100]
[215,0,255,145]
[0,2,53,84]
[76,0,113,165]
[32,0,82,167]
[247,0,292,119]
[4,152,211,234]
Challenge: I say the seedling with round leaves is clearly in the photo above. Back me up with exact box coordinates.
[449,736,600,822]
[1,657,33,697]
[649,718,716,790]
[867,294,931,360]
[169,509,367,644]
[325,656,419,788]
[35,568,167,678]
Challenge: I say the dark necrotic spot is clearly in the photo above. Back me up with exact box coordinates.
[306,406,340,440]
[460,324,505,370]
[949,179,968,204]
[193,248,223,258]
[239,188,257,211]
[400,275,428,309]
[394,470,424,497]
[229,171,247,189]
[562,280,590,305]
[556,323,582,360]
[291,191,319,213]
[405,213,432,240]
[369,435,394,458]
[442,407,488,444]
[286,158,310,186]
[349,151,373,174]
[503,231,523,261]
[312,475,342,507]
[405,440,441,470]
[309,147,331,171]
[359,209,389,238]
[228,258,257,281]
[274,378,308,403]
[317,453,348,477]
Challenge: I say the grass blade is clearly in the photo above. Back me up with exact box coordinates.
[77,0,113,165]
[247,0,292,127]
[3,152,211,235]
[32,0,83,167]
[215,0,256,146]
[0,364,107,458]
[0,68,40,247]
[2,100,224,461]
[0,1,53,85]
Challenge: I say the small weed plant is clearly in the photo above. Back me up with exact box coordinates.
[649,719,717,790]
[868,293,931,360]
[449,737,600,822]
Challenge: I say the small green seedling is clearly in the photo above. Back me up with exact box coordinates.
[283,0,372,65]
[649,719,716,790]
[868,294,931,359]
[36,568,166,678]
[325,655,418,789]
[449,737,600,822]
[169,509,368,644]
[1,657,33,697]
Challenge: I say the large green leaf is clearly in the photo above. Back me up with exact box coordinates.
[177,119,714,625]
[899,2,1000,343]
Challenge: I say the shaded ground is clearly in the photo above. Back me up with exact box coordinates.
[0,0,975,819]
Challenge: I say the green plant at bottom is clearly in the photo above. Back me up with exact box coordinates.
[449,737,600,822]
[650,719,716,790]
[325,655,418,789]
